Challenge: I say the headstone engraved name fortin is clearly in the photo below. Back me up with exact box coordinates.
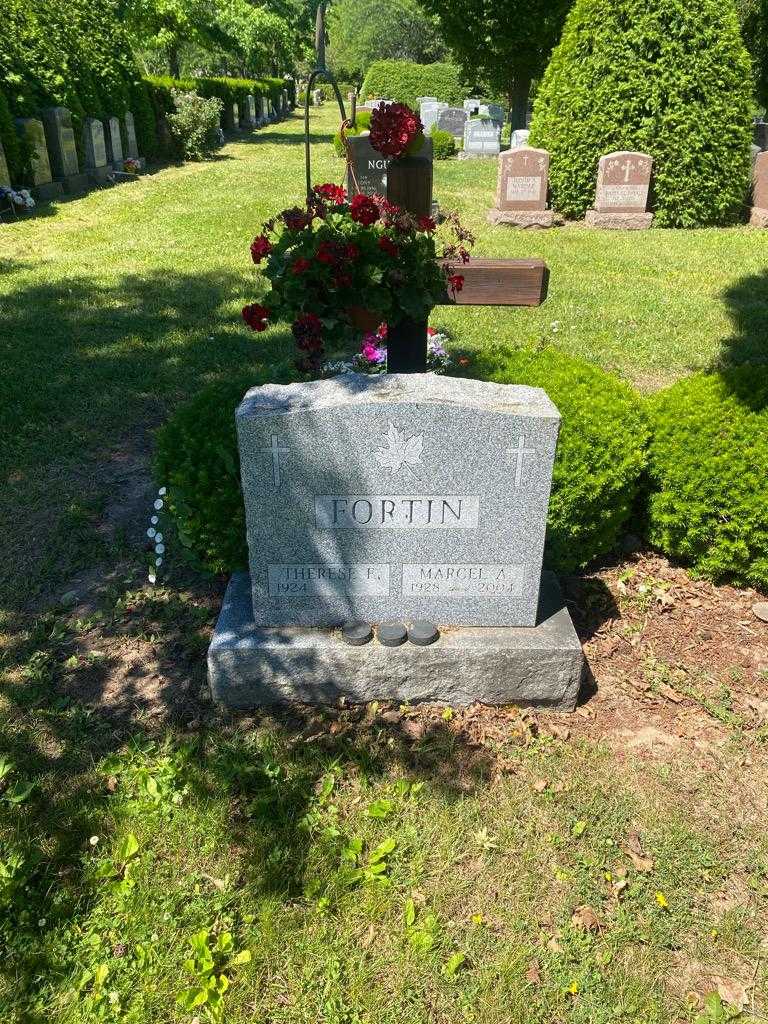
[585,150,654,229]
[488,147,554,228]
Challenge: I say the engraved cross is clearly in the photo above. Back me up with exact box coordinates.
[621,159,637,182]
[259,434,289,488]
[510,435,537,488]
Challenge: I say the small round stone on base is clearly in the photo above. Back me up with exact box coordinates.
[408,621,439,646]
[341,621,373,646]
[378,621,408,647]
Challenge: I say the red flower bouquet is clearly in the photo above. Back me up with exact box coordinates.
[369,103,425,159]
[243,183,473,375]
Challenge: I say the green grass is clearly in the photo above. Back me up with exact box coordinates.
[1,109,768,1023]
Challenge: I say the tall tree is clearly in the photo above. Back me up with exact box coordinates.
[327,0,445,83]
[417,0,572,127]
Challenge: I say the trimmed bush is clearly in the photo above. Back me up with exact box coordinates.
[154,369,297,575]
[332,110,373,156]
[645,369,768,588]
[167,91,223,160]
[361,60,464,109]
[529,0,755,226]
[469,348,649,572]
[430,126,456,160]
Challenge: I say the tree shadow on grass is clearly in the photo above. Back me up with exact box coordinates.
[709,268,768,408]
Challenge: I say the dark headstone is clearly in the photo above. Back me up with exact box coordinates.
[436,107,468,138]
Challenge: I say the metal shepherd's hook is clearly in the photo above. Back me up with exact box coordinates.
[305,1,348,203]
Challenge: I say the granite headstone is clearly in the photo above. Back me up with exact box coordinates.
[488,147,553,227]
[487,103,505,128]
[42,107,89,194]
[104,117,123,170]
[209,373,584,709]
[236,373,559,629]
[420,101,448,133]
[510,129,531,149]
[463,98,482,114]
[15,118,62,199]
[460,118,501,158]
[751,150,768,227]
[586,150,654,228]
[83,118,110,184]
[436,107,468,138]
[0,138,10,188]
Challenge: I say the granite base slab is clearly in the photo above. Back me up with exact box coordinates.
[87,166,112,185]
[585,209,653,229]
[750,206,768,227]
[208,571,585,711]
[488,209,554,228]
[61,172,90,194]
[35,180,64,201]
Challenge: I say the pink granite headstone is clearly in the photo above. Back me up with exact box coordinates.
[586,150,654,228]
[488,146,553,228]
[751,151,768,227]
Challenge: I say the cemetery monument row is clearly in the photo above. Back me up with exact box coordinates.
[208,2,584,711]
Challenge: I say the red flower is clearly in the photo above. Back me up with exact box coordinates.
[282,206,313,231]
[345,243,360,260]
[350,193,379,226]
[448,274,464,294]
[418,215,436,233]
[378,235,399,258]
[377,322,388,338]
[291,257,311,275]
[370,103,423,159]
[316,241,336,265]
[334,272,352,288]
[250,235,272,264]
[313,183,346,205]
[427,327,436,337]
[242,303,270,332]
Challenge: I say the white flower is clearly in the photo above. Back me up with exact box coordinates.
[155,557,163,567]
[154,533,163,543]
[151,516,159,525]
[147,528,156,539]
[148,573,157,584]
[154,499,163,510]
[158,486,167,496]
[89,835,99,846]
[155,544,165,554]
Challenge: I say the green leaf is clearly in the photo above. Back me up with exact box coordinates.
[404,897,416,927]
[4,780,35,804]
[116,832,140,863]
[443,951,466,977]
[367,798,394,819]
[571,820,588,837]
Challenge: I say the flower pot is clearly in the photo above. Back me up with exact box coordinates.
[347,305,381,333]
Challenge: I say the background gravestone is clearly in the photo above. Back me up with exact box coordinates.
[416,96,438,105]
[459,119,501,159]
[754,119,768,151]
[0,138,11,188]
[15,118,62,199]
[83,118,110,184]
[586,151,654,228]
[488,147,553,228]
[209,373,583,708]
[510,129,531,149]
[463,98,482,114]
[751,151,768,227]
[487,103,505,128]
[436,107,468,139]
[347,135,433,199]
[259,96,269,125]
[103,117,123,170]
[124,111,142,165]
[42,107,88,193]
[420,101,448,134]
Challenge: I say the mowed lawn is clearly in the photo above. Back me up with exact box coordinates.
[0,108,768,1024]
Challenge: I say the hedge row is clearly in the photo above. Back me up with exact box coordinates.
[360,60,464,108]
[0,0,294,186]
[155,349,768,591]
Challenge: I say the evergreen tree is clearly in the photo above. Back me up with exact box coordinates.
[529,0,755,226]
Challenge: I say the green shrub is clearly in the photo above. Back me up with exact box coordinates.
[529,0,755,226]
[645,369,768,588]
[154,370,297,575]
[361,60,464,108]
[469,348,649,572]
[430,126,456,159]
[332,110,373,156]
[166,90,224,160]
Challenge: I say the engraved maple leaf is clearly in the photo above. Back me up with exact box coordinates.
[374,422,423,474]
